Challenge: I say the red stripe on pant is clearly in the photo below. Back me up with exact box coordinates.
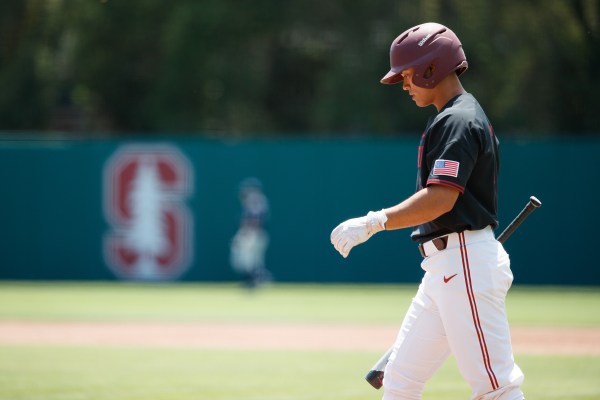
[458,232,499,390]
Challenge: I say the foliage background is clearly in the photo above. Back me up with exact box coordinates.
[1,0,598,136]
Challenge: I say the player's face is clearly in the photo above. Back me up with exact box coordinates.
[401,68,435,108]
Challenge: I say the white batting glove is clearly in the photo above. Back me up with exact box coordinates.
[330,210,387,258]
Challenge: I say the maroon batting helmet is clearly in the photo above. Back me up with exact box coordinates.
[380,22,468,88]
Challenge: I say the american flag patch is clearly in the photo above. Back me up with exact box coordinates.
[432,159,459,177]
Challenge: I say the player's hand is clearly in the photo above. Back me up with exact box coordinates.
[330,210,387,258]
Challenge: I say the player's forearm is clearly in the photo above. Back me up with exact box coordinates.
[383,185,459,230]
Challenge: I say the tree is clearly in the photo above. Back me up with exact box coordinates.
[0,0,598,135]
[124,155,170,280]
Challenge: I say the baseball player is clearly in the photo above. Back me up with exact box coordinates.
[230,177,272,288]
[330,23,524,399]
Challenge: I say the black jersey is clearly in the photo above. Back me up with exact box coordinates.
[411,93,499,243]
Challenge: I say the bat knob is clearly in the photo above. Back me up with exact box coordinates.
[529,196,542,208]
[365,370,384,390]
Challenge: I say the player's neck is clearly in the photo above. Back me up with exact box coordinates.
[433,75,465,112]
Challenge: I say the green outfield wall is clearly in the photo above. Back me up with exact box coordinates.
[0,135,597,285]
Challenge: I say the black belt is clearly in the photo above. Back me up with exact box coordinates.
[418,235,449,258]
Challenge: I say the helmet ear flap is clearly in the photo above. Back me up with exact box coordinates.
[423,64,435,79]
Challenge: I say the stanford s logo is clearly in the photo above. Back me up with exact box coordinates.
[103,145,194,281]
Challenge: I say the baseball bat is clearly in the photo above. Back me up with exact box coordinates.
[365,196,542,390]
[496,196,542,244]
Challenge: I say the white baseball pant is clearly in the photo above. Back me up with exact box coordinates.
[383,227,524,400]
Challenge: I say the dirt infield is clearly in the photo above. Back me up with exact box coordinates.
[0,321,599,355]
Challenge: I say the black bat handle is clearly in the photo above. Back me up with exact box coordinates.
[497,196,542,244]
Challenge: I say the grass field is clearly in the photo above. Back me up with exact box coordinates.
[0,282,599,400]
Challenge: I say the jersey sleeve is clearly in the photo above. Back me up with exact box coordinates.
[426,118,479,194]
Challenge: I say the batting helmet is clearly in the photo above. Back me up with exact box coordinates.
[380,22,468,88]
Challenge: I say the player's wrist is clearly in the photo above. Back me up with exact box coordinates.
[366,209,387,234]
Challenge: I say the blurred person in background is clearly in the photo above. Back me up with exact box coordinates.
[230,177,272,288]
